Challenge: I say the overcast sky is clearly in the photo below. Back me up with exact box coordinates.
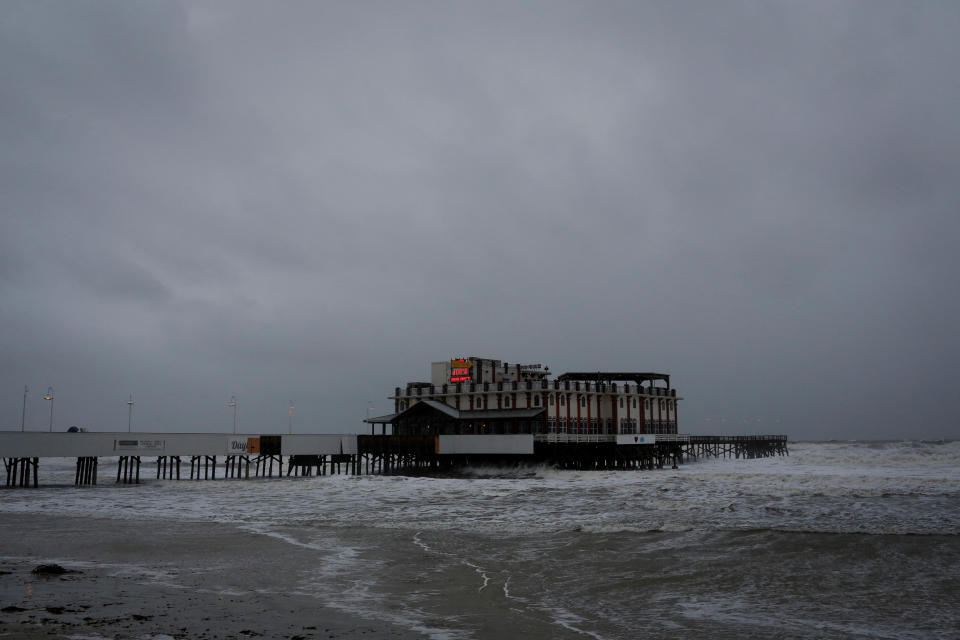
[2,1,958,440]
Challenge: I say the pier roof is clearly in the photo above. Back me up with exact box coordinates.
[363,399,545,424]
[556,372,671,388]
[365,413,398,424]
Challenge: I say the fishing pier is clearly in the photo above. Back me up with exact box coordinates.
[3,361,793,487]
[1,432,787,487]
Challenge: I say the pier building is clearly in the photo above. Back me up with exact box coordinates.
[375,357,681,438]
[1,357,788,487]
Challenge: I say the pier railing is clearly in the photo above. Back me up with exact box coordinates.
[535,433,616,444]
[687,434,788,443]
[651,434,690,443]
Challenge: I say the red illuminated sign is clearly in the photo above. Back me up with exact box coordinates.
[450,359,473,383]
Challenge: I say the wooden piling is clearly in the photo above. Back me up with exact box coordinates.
[5,457,39,488]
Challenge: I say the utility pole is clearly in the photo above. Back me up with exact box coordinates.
[21,385,28,431]
[127,394,134,432]
[44,386,54,431]
[228,395,237,434]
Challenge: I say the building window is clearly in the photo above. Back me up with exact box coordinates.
[476,397,482,409]
[548,394,554,404]
[645,399,650,409]
[504,396,511,408]
[633,398,637,409]
[560,395,565,406]
[619,398,624,409]
[534,395,541,407]
[580,397,586,408]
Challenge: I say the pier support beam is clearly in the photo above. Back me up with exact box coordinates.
[155,456,181,480]
[75,456,98,486]
[116,456,141,484]
[224,455,250,479]
[287,455,323,477]
[254,454,283,478]
[4,457,38,488]
[189,455,217,480]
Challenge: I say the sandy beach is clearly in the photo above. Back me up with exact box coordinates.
[0,512,422,640]
[3,442,959,639]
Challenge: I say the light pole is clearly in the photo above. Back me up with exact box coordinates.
[43,386,54,432]
[127,394,134,432]
[288,400,294,434]
[21,385,28,431]
[228,395,237,434]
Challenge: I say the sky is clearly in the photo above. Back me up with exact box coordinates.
[2,1,959,440]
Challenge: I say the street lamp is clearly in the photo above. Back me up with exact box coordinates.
[21,385,28,431]
[43,386,54,432]
[127,394,134,432]
[228,395,237,434]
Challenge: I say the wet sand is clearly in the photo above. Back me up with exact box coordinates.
[0,512,423,640]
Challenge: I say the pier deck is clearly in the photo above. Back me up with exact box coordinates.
[1,432,787,487]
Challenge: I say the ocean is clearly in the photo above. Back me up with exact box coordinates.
[2,440,958,639]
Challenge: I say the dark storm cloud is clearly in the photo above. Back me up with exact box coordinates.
[2,1,959,438]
